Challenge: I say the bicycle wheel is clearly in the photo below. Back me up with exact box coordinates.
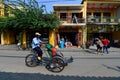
[25,54,38,67]
[54,55,68,66]
[45,57,65,73]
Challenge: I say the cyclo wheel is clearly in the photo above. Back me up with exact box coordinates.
[45,56,65,73]
[25,54,38,67]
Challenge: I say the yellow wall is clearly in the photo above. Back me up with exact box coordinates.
[22,30,27,48]
[49,29,55,47]
[0,3,4,16]
[1,30,15,45]
[78,28,82,48]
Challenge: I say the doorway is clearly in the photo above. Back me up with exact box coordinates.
[59,32,78,46]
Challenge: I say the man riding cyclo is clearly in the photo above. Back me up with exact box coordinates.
[32,32,57,61]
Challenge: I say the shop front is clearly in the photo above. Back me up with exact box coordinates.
[54,26,84,48]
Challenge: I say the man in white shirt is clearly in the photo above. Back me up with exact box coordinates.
[32,32,43,61]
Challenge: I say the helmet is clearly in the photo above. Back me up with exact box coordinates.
[35,32,41,36]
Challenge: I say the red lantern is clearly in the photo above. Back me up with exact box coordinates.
[92,5,96,9]
[100,4,104,9]
[108,5,112,9]
[113,6,117,9]
[87,6,91,9]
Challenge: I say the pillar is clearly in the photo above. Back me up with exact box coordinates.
[22,30,27,49]
[49,29,55,47]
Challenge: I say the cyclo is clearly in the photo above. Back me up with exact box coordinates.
[25,43,72,73]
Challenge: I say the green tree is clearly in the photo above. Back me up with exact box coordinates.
[0,16,8,31]
[2,0,60,30]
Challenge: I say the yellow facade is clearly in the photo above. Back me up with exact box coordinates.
[85,0,120,46]
[1,30,15,45]
[0,2,15,45]
[52,0,120,48]
[22,30,27,49]
[49,30,56,47]
[53,4,87,48]
[0,0,120,48]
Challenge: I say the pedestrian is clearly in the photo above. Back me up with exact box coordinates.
[95,38,103,54]
[102,37,110,54]
[59,37,65,48]
[93,37,97,46]
[65,40,72,48]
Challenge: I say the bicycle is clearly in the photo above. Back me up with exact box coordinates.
[25,43,67,73]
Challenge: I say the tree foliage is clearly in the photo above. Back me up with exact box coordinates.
[0,16,10,31]
[0,0,60,30]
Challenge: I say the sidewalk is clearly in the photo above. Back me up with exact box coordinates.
[56,45,120,59]
[85,45,120,54]
[0,44,120,59]
[58,45,120,53]
[0,44,120,54]
[0,44,17,50]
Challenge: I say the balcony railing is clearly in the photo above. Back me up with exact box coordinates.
[60,16,120,26]
[87,16,120,25]
[60,17,86,25]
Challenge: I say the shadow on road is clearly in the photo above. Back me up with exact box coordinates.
[102,64,120,72]
[0,72,120,80]
[84,48,97,54]
[0,55,25,58]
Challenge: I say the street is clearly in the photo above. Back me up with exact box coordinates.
[0,46,120,80]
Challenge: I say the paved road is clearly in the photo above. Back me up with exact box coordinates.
[0,46,120,80]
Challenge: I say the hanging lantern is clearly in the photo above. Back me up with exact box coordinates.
[100,4,104,9]
[113,6,117,9]
[87,6,91,9]
[108,5,112,9]
[92,4,96,9]
[87,4,91,9]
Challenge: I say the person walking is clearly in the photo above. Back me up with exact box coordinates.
[95,38,103,54]
[102,37,110,54]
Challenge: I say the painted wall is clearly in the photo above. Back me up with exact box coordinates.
[1,30,15,45]
[49,30,54,46]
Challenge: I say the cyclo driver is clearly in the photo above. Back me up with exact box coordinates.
[32,32,43,61]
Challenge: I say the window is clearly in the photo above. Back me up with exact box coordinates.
[60,13,66,21]
[87,12,92,17]
[94,12,101,18]
[103,12,110,17]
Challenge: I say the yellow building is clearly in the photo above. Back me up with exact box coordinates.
[84,0,120,46]
[0,0,16,45]
[0,0,120,48]
[52,0,120,48]
[53,4,87,48]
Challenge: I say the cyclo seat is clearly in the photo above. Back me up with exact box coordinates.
[46,43,53,51]
[46,43,57,57]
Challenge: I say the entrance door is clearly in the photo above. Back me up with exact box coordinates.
[59,32,78,46]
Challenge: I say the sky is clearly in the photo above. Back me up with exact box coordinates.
[5,0,82,13]
[36,0,82,13]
